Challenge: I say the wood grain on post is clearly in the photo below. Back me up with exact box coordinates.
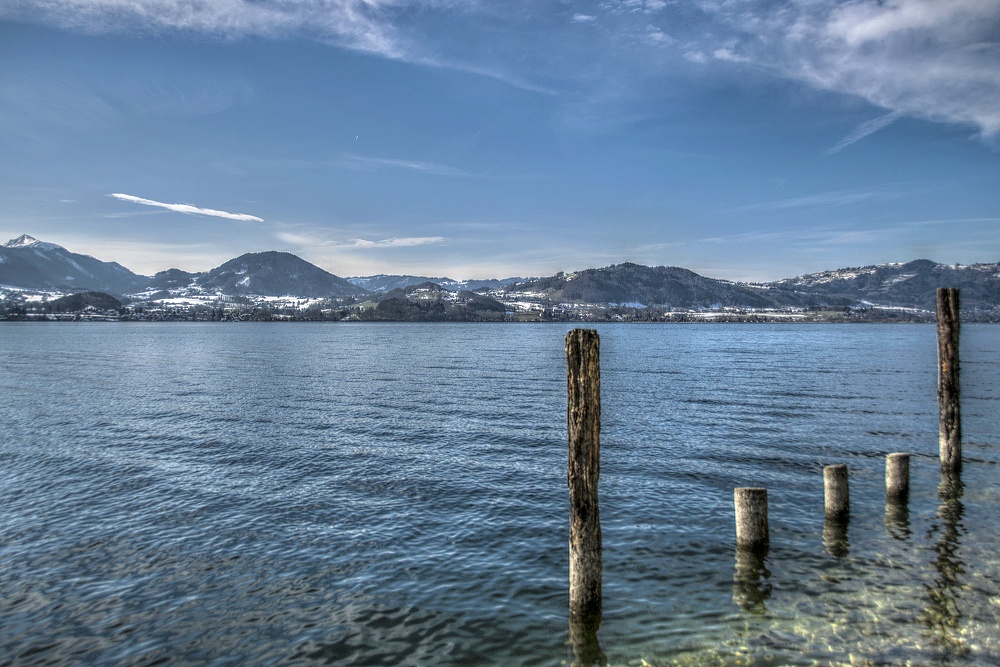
[734,488,768,549]
[937,288,961,471]
[566,329,602,620]
[886,453,910,501]
[824,464,849,521]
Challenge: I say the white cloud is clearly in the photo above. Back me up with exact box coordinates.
[600,0,669,14]
[109,193,264,222]
[9,0,999,140]
[700,0,1000,138]
[2,0,404,57]
[712,48,747,63]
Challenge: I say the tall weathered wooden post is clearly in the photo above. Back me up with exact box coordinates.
[937,288,961,471]
[566,329,602,622]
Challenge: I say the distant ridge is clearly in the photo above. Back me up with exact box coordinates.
[1,235,997,311]
[761,259,1000,310]
[496,263,780,309]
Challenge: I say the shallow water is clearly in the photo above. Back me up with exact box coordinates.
[0,323,997,665]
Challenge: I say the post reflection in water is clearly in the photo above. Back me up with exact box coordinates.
[823,518,850,559]
[568,606,606,667]
[732,545,772,614]
[920,472,968,656]
[884,499,911,541]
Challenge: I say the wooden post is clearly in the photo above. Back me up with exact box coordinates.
[886,453,910,501]
[937,288,961,471]
[734,488,768,549]
[566,329,602,621]
[824,464,849,521]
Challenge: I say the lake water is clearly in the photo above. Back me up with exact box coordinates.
[1,323,998,666]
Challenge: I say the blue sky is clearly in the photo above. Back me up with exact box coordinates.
[1,0,998,281]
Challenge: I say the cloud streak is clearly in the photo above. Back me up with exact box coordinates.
[109,193,264,222]
[346,236,446,248]
[339,154,470,177]
[826,110,904,153]
[275,231,445,249]
[731,189,897,212]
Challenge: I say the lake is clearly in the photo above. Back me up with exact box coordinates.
[1,323,998,665]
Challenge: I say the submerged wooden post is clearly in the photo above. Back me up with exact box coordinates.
[937,288,961,471]
[734,488,768,549]
[886,453,910,501]
[566,329,602,621]
[824,464,849,521]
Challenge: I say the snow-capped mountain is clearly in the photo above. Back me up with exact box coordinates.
[0,235,148,294]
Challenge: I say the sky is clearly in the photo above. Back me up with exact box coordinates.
[1,0,998,282]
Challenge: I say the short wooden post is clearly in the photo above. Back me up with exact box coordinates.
[734,488,768,549]
[886,453,910,500]
[937,288,961,471]
[824,464,849,521]
[566,329,602,621]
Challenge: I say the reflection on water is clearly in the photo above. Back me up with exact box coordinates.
[823,518,850,559]
[569,607,606,667]
[885,498,911,540]
[732,546,771,614]
[921,472,968,657]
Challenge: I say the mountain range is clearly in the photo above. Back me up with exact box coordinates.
[2,235,998,312]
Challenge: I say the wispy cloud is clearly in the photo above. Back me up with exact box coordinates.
[1,0,402,57]
[697,0,1000,138]
[826,110,904,153]
[346,236,446,248]
[109,193,264,222]
[8,0,999,140]
[276,231,445,249]
[731,189,897,212]
[696,216,1000,249]
[339,154,470,177]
